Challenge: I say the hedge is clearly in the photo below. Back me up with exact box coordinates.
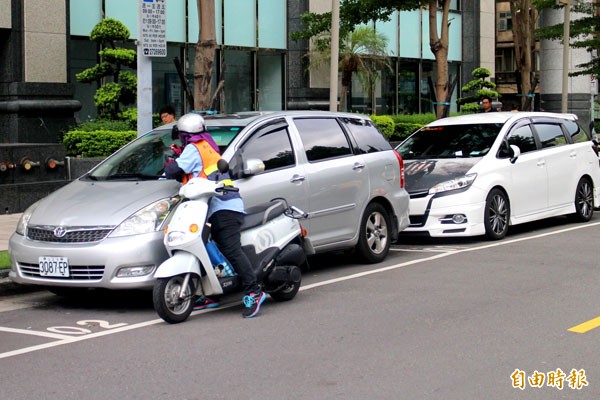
[63,130,136,157]
[369,115,395,138]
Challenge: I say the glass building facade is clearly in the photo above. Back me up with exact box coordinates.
[68,0,464,121]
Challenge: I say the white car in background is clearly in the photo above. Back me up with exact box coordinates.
[395,112,600,239]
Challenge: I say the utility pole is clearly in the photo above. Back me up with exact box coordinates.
[559,0,575,113]
[329,0,340,112]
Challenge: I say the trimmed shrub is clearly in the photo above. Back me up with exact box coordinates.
[370,115,395,138]
[76,119,132,132]
[63,130,136,157]
[394,123,423,141]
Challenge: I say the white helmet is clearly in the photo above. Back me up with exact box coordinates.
[176,113,206,134]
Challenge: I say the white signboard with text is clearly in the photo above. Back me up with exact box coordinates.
[139,0,166,57]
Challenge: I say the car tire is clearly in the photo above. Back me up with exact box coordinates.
[152,275,196,324]
[356,202,391,264]
[571,177,594,222]
[484,188,510,240]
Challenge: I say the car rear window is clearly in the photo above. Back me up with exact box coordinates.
[563,119,590,143]
[340,118,392,153]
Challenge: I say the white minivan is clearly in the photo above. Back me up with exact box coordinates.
[396,112,600,239]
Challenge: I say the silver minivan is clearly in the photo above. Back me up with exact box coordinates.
[9,111,410,292]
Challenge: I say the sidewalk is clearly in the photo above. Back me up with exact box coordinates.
[0,213,21,252]
[0,213,42,295]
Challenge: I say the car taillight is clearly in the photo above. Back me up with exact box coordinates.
[393,149,405,188]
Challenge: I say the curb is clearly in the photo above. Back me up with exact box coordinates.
[0,269,44,297]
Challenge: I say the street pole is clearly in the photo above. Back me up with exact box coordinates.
[329,0,340,112]
[561,1,571,113]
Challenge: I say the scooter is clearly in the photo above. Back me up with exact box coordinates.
[152,160,308,324]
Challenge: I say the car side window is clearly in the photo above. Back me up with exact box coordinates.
[507,125,537,154]
[339,118,391,154]
[229,120,295,176]
[534,123,568,148]
[294,118,352,162]
[563,119,590,143]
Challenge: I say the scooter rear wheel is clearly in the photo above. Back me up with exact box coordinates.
[269,279,301,302]
[153,275,196,324]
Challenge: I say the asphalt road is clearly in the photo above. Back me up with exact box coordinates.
[1,215,599,399]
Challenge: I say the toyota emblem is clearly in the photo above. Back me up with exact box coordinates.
[53,226,67,238]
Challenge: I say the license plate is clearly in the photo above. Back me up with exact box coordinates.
[39,256,70,277]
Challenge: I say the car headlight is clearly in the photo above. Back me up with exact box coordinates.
[15,200,41,235]
[110,197,180,237]
[429,173,477,195]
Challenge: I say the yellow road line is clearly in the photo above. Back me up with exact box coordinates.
[568,316,600,334]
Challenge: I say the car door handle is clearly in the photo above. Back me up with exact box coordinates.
[537,160,546,167]
[353,162,366,171]
[570,151,577,158]
[290,175,305,183]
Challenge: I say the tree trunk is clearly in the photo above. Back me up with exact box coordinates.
[429,0,451,120]
[194,0,217,111]
[510,0,534,111]
[341,66,353,112]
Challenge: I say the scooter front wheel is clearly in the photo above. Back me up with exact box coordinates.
[153,275,196,324]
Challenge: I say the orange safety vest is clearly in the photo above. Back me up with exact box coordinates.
[182,141,234,188]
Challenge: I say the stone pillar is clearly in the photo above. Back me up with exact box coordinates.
[0,0,81,213]
[539,5,593,128]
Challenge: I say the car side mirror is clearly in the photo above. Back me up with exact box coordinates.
[509,144,521,164]
[243,158,266,177]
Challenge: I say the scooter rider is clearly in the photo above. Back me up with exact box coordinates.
[164,113,267,318]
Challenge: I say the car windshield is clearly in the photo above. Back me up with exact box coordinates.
[86,125,243,181]
[397,123,503,159]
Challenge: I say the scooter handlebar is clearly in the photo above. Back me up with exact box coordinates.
[215,185,239,193]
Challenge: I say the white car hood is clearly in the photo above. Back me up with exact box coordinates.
[28,178,181,226]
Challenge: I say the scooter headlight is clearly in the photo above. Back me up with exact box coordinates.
[166,231,189,246]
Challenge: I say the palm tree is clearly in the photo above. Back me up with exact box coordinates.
[309,26,389,112]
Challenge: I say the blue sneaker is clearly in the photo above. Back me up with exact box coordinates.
[193,296,219,311]
[242,291,267,318]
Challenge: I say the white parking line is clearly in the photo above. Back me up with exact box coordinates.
[1,220,599,359]
[0,327,73,340]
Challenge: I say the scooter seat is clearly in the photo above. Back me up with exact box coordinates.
[242,200,286,230]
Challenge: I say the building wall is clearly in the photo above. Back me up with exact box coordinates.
[0,0,11,29]
[539,5,593,127]
[479,0,495,76]
[24,0,67,83]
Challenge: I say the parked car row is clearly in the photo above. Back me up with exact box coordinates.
[8,111,600,293]
[9,111,410,293]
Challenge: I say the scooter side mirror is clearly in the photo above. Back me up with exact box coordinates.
[217,159,230,173]
[171,125,179,140]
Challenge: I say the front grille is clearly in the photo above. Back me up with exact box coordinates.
[19,263,105,280]
[27,225,114,243]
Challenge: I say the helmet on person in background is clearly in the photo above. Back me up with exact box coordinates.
[174,113,206,146]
